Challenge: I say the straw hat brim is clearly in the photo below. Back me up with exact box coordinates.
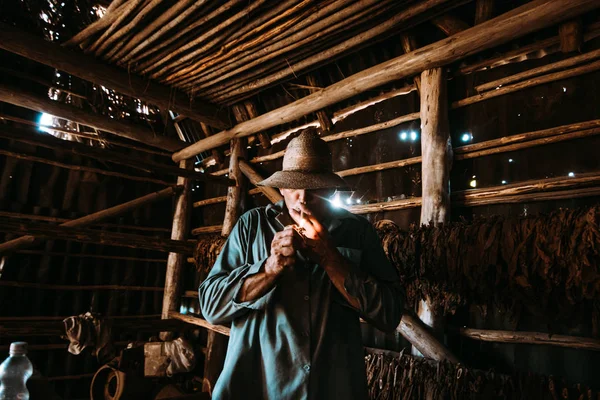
[258,170,348,190]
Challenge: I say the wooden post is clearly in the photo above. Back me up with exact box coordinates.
[0,186,181,254]
[172,0,600,161]
[160,159,194,340]
[474,0,494,24]
[559,20,583,53]
[305,75,332,133]
[203,107,249,396]
[414,67,452,358]
[0,83,185,152]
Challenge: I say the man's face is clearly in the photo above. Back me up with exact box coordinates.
[279,188,335,222]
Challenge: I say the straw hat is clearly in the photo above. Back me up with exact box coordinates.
[258,130,348,190]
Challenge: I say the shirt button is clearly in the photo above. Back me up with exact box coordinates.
[304,295,309,301]
[303,364,311,372]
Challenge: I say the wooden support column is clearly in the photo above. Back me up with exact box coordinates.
[244,101,272,149]
[203,106,249,396]
[160,159,193,340]
[0,186,181,254]
[559,20,583,53]
[414,67,452,358]
[400,35,421,93]
[305,75,332,133]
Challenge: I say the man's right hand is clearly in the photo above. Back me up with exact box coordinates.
[264,226,300,278]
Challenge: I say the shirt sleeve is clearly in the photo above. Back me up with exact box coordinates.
[198,211,274,325]
[342,220,405,333]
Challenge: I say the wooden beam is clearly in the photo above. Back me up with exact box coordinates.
[431,14,470,36]
[0,314,161,322]
[161,160,193,340]
[0,148,173,186]
[0,23,230,130]
[474,0,494,24]
[399,34,421,94]
[172,0,600,161]
[305,74,332,133]
[243,101,271,149]
[0,219,195,254]
[169,312,231,336]
[191,225,224,235]
[0,186,180,254]
[458,327,600,351]
[0,82,184,151]
[0,280,164,291]
[559,19,583,53]
[238,160,283,204]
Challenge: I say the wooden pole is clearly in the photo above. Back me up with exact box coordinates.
[431,14,470,36]
[305,74,332,133]
[0,186,180,254]
[559,19,583,53]
[243,101,271,149]
[191,225,224,235]
[161,160,193,340]
[0,23,230,130]
[458,327,600,351]
[0,83,185,151]
[414,67,452,359]
[173,0,600,161]
[474,0,494,24]
[0,280,164,292]
[202,108,249,396]
[238,160,283,204]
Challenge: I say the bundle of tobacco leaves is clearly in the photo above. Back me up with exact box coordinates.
[374,205,600,328]
[365,350,598,400]
[193,234,226,284]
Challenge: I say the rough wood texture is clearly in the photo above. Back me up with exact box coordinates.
[459,328,600,351]
[305,74,332,132]
[0,218,195,254]
[191,225,224,235]
[420,68,451,226]
[161,160,194,340]
[399,314,459,362]
[431,14,470,36]
[0,187,179,254]
[475,48,600,93]
[331,84,416,123]
[0,23,230,129]
[169,312,231,336]
[0,83,184,151]
[243,101,271,149]
[559,19,583,53]
[399,35,421,93]
[173,0,600,161]
[474,0,494,24]
[238,160,283,203]
[193,189,262,208]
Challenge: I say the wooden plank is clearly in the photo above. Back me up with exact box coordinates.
[0,219,195,254]
[172,0,600,161]
[0,23,230,130]
[0,187,180,254]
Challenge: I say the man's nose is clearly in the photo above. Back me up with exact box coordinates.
[297,189,307,204]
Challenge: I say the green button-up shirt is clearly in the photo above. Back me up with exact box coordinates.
[199,201,404,400]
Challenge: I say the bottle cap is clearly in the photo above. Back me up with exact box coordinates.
[9,342,28,355]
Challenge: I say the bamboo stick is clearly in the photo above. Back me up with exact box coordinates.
[171,0,354,89]
[0,148,174,186]
[0,82,185,151]
[238,160,283,203]
[205,0,463,102]
[161,159,193,340]
[111,0,207,63]
[337,157,422,178]
[475,48,600,93]
[458,327,600,351]
[452,59,600,109]
[142,0,268,78]
[85,0,146,55]
[174,0,600,161]
[0,280,164,291]
[181,0,383,89]
[0,24,230,129]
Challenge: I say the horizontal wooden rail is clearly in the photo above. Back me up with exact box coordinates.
[191,225,224,235]
[193,188,262,208]
[0,281,164,292]
[0,315,161,322]
[457,327,600,351]
[14,250,168,263]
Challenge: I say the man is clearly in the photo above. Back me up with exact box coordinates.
[199,130,404,399]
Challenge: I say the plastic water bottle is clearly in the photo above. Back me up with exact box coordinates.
[0,342,33,400]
